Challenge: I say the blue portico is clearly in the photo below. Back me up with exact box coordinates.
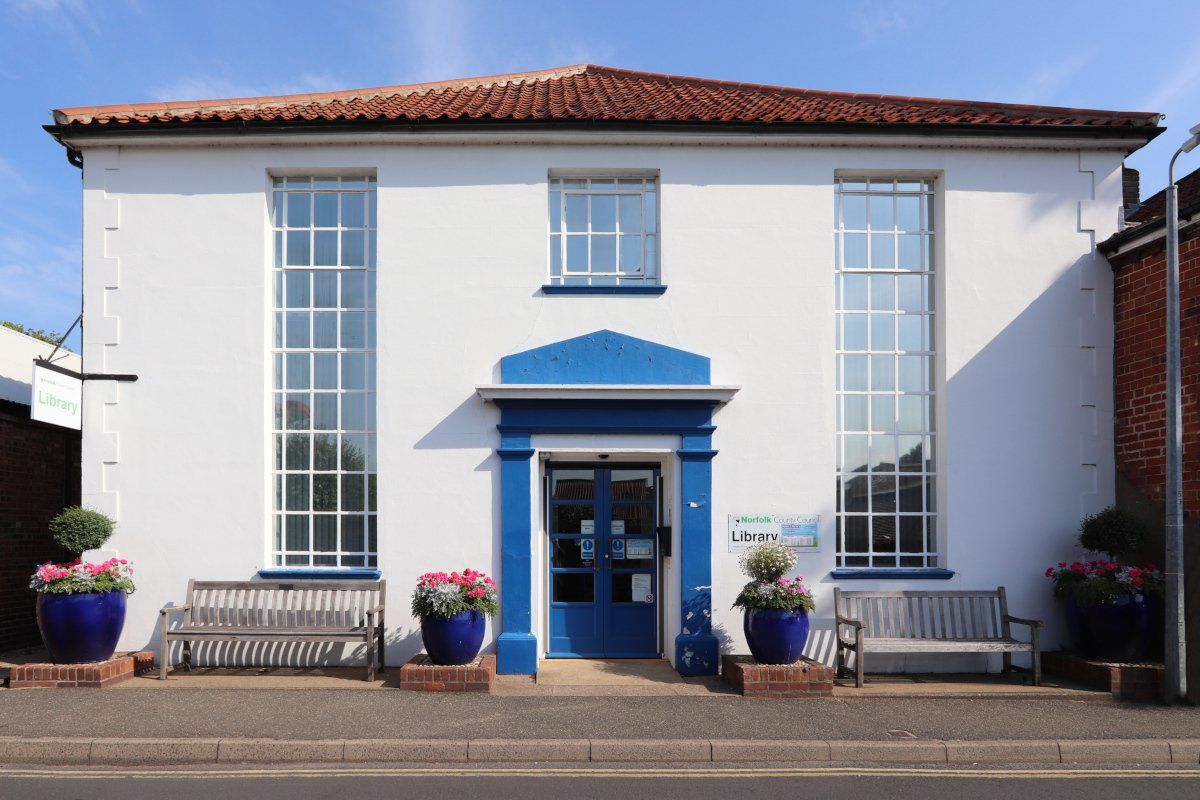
[477,330,738,676]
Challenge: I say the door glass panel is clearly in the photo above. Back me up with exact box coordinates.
[610,469,654,500]
[551,504,594,534]
[611,573,633,603]
[610,504,654,535]
[553,572,594,603]
[552,470,595,500]
[552,538,594,569]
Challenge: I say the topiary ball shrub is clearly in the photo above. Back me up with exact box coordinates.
[49,506,115,555]
[1079,506,1147,560]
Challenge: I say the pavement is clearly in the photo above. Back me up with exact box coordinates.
[1,660,1197,768]
[1,684,1197,742]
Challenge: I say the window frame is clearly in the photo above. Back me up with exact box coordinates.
[547,173,661,287]
[268,174,378,571]
[833,176,940,571]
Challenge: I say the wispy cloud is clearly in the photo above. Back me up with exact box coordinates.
[1007,49,1096,105]
[0,225,81,339]
[148,73,343,103]
[394,0,479,82]
[1141,42,1200,113]
[849,0,912,43]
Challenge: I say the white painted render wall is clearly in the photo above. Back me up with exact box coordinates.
[0,324,80,406]
[77,139,1122,670]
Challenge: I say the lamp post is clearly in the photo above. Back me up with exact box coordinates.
[1164,122,1199,704]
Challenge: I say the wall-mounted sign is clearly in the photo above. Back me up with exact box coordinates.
[626,539,654,558]
[631,573,653,603]
[728,514,821,553]
[31,363,82,430]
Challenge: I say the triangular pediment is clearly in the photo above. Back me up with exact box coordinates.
[500,330,710,385]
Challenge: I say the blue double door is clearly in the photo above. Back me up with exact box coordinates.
[546,465,660,658]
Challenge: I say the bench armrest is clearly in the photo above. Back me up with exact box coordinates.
[1003,615,1043,628]
[836,615,865,649]
[160,604,191,616]
[366,605,385,630]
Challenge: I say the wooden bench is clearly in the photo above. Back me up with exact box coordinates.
[158,580,386,681]
[833,586,1042,688]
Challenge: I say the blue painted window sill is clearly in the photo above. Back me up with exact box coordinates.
[831,568,955,581]
[541,284,667,296]
[258,568,382,580]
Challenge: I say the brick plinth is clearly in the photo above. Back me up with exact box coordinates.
[398,654,494,693]
[5,651,154,688]
[1043,651,1164,702]
[721,654,834,697]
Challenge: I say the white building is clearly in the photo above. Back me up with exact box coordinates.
[44,65,1162,676]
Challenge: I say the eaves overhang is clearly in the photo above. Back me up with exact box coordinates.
[1100,198,1200,261]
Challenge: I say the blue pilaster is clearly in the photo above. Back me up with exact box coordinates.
[496,432,538,674]
[675,433,719,676]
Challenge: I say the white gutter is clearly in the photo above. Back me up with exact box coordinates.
[475,384,740,403]
[54,129,1151,152]
[1105,211,1200,259]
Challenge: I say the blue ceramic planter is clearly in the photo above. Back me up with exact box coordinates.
[743,607,811,664]
[1063,593,1155,662]
[36,591,127,664]
[421,610,486,665]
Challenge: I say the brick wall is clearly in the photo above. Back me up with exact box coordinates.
[0,400,79,653]
[1113,224,1200,513]
[1110,219,1200,702]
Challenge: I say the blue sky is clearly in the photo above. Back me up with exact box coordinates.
[1,0,1196,353]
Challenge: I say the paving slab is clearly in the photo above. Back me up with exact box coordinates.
[590,739,712,762]
[88,737,218,764]
[216,738,345,763]
[945,739,1061,763]
[3,687,1198,742]
[828,740,947,762]
[710,739,830,761]
[343,738,466,762]
[468,739,590,761]
[1169,739,1200,764]
[1058,738,1173,763]
[0,737,91,765]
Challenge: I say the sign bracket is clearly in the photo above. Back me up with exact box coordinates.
[34,358,138,383]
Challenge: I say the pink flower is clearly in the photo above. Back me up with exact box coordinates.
[467,588,485,599]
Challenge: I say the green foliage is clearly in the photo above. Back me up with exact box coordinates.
[732,576,816,613]
[49,507,114,554]
[2,320,63,346]
[1079,506,1147,559]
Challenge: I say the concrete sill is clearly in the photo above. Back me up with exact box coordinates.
[541,284,667,296]
[831,568,956,581]
[257,569,382,579]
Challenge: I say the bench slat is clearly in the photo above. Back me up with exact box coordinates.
[862,639,1032,653]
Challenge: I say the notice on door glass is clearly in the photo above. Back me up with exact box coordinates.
[626,539,653,558]
[581,520,595,534]
[611,520,625,534]
[631,573,652,603]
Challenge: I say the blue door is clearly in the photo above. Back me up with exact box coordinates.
[546,465,660,658]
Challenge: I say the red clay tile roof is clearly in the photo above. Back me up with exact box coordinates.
[1126,166,1200,225]
[50,64,1161,133]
